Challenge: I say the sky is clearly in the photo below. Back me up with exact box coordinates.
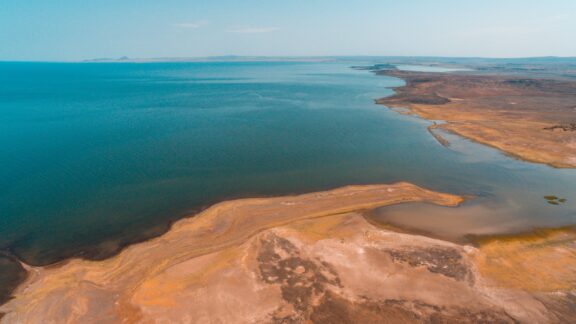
[1,0,575,61]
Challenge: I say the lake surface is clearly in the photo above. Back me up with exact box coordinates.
[1,61,575,268]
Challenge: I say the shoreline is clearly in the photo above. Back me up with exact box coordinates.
[427,122,450,147]
[2,183,575,322]
[1,62,575,321]
[375,69,576,168]
[0,182,463,322]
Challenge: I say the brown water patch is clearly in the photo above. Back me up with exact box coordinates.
[469,226,576,245]
[364,201,528,243]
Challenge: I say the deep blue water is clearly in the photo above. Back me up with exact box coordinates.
[1,61,575,265]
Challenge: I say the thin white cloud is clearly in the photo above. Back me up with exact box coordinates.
[173,21,208,29]
[226,27,278,34]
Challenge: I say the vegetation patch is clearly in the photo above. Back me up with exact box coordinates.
[544,195,567,205]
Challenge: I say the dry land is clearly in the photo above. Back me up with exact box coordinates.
[2,183,575,323]
[376,70,576,168]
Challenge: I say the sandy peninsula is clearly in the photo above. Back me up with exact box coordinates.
[376,70,576,168]
[1,183,575,323]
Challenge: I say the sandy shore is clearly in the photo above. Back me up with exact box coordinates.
[1,183,575,323]
[377,70,576,168]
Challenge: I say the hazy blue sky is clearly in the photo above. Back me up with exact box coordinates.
[1,0,575,60]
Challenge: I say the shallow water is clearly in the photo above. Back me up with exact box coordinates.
[395,64,472,72]
[0,61,575,268]
[366,199,552,243]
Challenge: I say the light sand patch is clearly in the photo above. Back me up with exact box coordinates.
[1,184,574,323]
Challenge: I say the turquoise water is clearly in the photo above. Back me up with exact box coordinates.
[1,61,575,267]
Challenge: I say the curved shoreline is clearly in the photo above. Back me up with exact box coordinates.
[1,183,462,322]
[2,183,574,323]
[1,64,575,322]
[375,69,576,168]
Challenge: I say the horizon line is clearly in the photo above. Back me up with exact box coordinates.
[1,54,576,63]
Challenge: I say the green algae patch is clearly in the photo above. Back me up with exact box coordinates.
[544,196,567,205]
